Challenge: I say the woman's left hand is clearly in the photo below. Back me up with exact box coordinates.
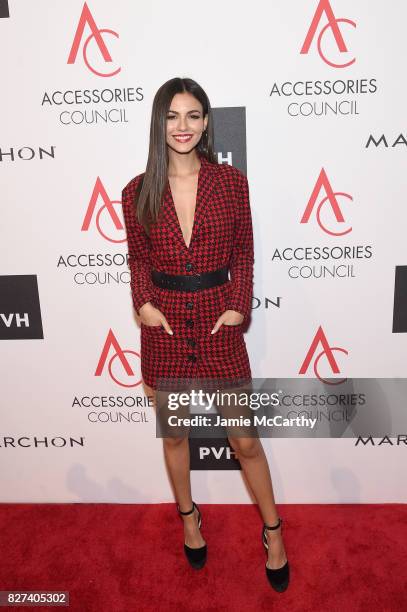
[211,310,244,334]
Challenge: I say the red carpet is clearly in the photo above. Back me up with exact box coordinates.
[1,503,406,611]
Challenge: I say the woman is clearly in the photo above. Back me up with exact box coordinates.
[122,77,289,592]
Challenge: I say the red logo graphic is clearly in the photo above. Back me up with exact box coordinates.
[299,325,348,384]
[81,177,126,243]
[95,329,142,387]
[67,2,121,77]
[300,168,353,236]
[300,0,356,68]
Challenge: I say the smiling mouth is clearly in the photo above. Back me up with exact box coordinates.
[173,134,193,142]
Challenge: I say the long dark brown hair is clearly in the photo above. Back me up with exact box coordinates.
[134,77,217,234]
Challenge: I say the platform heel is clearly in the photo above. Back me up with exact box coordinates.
[262,517,289,592]
[177,501,207,569]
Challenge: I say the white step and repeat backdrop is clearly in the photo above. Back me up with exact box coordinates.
[1,1,406,503]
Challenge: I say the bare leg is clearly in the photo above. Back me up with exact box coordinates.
[228,435,287,570]
[213,383,287,570]
[151,389,205,549]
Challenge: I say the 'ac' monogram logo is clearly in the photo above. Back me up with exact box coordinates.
[81,177,125,243]
[300,168,353,236]
[300,0,356,68]
[95,329,142,387]
[299,325,348,384]
[67,2,121,77]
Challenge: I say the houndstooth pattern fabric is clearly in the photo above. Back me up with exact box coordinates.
[121,152,254,390]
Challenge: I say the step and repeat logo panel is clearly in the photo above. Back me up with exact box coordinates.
[1,0,406,492]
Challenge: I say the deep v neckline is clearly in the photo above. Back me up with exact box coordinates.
[167,160,203,251]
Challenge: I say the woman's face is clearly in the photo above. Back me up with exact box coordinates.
[166,92,208,154]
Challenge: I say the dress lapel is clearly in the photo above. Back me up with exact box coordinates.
[161,153,219,252]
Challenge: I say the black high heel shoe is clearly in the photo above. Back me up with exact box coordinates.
[262,517,290,592]
[177,501,207,569]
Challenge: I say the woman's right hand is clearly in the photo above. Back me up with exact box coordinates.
[139,302,173,335]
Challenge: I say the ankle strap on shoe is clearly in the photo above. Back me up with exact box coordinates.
[177,501,196,516]
[264,517,282,530]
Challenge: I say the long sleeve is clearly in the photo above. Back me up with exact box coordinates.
[225,170,254,322]
[122,179,155,315]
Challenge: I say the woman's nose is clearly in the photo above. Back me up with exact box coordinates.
[177,116,188,130]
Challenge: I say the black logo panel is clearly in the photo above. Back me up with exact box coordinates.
[392,266,407,333]
[0,275,44,339]
[189,437,241,470]
[212,107,247,175]
[0,1,9,18]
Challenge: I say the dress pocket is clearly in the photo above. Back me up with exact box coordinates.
[221,321,243,332]
[140,322,164,332]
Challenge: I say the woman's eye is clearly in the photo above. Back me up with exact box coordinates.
[166,114,201,120]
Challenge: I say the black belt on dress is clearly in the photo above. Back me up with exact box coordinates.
[151,266,229,292]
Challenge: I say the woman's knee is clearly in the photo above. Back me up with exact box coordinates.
[227,436,261,459]
[162,435,188,449]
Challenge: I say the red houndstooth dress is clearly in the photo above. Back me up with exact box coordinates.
[122,152,254,390]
